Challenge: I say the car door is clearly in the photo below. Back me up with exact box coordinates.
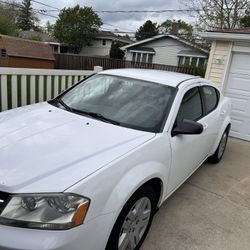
[167,84,216,193]
[200,84,222,150]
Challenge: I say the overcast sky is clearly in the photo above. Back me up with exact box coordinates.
[26,0,195,33]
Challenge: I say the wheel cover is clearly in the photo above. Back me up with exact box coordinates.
[218,132,227,159]
[118,197,152,250]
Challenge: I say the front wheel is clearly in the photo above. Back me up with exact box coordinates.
[106,185,156,250]
[208,128,229,163]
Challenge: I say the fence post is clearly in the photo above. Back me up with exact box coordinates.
[94,66,103,73]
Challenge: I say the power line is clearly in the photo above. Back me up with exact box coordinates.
[0,0,58,18]
[35,10,58,19]
[30,0,60,11]
[95,9,199,13]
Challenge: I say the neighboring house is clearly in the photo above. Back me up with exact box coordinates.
[201,28,250,141]
[0,35,55,69]
[43,31,132,57]
[121,34,209,67]
[80,31,132,57]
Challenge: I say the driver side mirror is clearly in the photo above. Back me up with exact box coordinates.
[172,119,203,137]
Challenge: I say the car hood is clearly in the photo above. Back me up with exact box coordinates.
[0,103,155,193]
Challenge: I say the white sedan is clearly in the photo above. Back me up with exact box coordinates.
[0,69,231,250]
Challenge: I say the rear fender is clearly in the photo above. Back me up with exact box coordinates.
[210,97,231,154]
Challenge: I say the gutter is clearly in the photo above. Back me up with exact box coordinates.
[201,32,250,42]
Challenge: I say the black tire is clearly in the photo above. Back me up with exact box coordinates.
[208,128,229,164]
[106,185,156,250]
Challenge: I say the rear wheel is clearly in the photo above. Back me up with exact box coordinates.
[106,185,156,250]
[208,128,229,163]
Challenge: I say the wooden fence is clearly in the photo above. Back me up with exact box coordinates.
[0,67,100,112]
[54,53,198,75]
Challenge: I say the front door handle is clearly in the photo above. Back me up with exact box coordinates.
[203,123,208,130]
[220,110,226,116]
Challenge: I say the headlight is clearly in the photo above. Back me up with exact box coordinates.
[0,193,90,230]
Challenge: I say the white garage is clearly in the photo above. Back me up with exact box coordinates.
[202,30,250,141]
[225,52,250,141]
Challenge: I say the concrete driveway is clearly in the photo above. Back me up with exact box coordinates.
[142,138,250,250]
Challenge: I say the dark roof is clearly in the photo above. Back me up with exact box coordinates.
[210,28,250,34]
[129,46,155,53]
[0,35,55,61]
[95,31,132,44]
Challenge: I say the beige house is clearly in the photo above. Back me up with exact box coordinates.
[201,29,250,141]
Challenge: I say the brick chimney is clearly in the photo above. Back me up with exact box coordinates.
[171,22,179,36]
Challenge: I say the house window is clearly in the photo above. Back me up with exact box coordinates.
[191,58,197,66]
[0,49,6,58]
[184,57,190,65]
[102,39,106,46]
[198,58,205,67]
[132,52,136,62]
[132,52,154,63]
[178,56,207,67]
[53,45,59,53]
[178,57,184,66]
[136,53,141,62]
[148,54,153,64]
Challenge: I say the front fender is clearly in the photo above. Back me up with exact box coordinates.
[68,133,171,221]
[99,161,168,248]
[102,162,166,215]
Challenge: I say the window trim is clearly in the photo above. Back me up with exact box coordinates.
[178,56,207,67]
[200,85,220,116]
[131,52,154,63]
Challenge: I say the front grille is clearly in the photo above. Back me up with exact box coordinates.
[0,191,10,211]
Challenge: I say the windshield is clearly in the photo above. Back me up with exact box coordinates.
[57,74,175,132]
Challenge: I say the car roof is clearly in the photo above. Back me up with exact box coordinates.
[98,68,200,87]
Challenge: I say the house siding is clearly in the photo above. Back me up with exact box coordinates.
[0,56,54,69]
[125,37,207,66]
[205,41,233,88]
[80,39,112,57]
[151,38,186,65]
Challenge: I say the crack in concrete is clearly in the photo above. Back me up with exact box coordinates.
[186,181,224,199]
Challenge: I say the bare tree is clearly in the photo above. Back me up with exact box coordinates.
[187,0,249,30]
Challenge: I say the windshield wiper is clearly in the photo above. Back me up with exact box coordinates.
[71,109,121,126]
[55,98,73,112]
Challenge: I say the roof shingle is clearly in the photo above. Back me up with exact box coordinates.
[0,35,55,61]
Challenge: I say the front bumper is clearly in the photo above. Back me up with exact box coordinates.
[0,212,115,250]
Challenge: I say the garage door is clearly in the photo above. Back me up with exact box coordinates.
[225,52,250,141]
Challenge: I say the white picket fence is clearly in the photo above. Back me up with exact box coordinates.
[0,66,102,112]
